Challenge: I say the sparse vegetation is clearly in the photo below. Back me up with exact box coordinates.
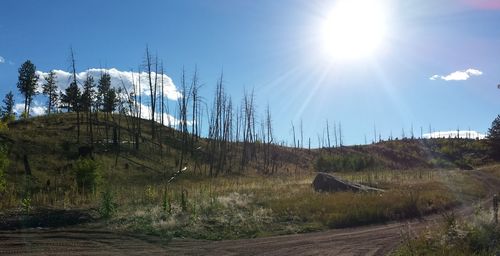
[74,158,102,194]
[393,210,500,255]
[315,153,378,172]
[99,187,117,219]
[0,145,8,193]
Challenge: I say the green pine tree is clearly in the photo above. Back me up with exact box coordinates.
[1,91,15,122]
[16,60,39,117]
[42,70,58,114]
[487,115,500,159]
[61,82,81,112]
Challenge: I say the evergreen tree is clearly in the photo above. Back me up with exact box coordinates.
[82,74,96,147]
[103,88,118,113]
[16,60,39,117]
[81,74,96,112]
[487,115,500,159]
[61,82,81,112]
[1,91,15,121]
[42,70,58,114]
[97,73,111,111]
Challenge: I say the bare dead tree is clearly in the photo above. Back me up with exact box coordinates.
[338,121,343,147]
[160,61,165,127]
[240,88,256,170]
[326,119,331,148]
[177,68,192,173]
[144,46,158,139]
[264,104,274,173]
[333,121,338,148]
[190,66,201,150]
[69,47,81,144]
[300,119,304,149]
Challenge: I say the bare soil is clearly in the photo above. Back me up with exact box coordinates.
[1,170,498,256]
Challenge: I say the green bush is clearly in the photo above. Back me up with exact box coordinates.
[74,158,102,193]
[99,187,117,219]
[1,114,15,123]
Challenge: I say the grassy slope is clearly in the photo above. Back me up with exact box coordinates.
[0,113,493,240]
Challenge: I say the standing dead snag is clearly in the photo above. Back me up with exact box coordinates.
[264,104,274,173]
[177,68,192,174]
[240,88,256,171]
[144,46,158,140]
[190,66,201,151]
[326,119,331,149]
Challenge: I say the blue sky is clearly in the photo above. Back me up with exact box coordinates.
[1,0,500,145]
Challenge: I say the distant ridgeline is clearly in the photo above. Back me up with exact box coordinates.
[315,138,489,172]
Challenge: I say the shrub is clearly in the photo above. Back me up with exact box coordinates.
[74,158,102,193]
[21,195,32,215]
[393,210,500,255]
[99,187,117,219]
[0,121,7,132]
[1,114,15,123]
[20,111,29,119]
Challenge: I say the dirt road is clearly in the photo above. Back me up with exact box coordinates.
[1,170,498,256]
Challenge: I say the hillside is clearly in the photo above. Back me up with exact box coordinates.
[0,113,493,240]
[0,113,490,184]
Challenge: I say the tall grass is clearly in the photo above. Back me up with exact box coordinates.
[0,150,487,240]
[90,169,484,239]
[393,210,500,255]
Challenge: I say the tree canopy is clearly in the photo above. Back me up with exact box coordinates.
[1,91,15,122]
[61,82,81,112]
[487,115,500,159]
[16,60,39,117]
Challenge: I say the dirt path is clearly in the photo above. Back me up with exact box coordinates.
[1,170,499,256]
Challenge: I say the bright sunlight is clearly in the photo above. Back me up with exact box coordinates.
[321,0,389,60]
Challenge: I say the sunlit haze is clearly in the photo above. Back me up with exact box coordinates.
[321,0,389,60]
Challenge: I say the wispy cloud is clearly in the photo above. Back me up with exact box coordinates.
[35,68,181,100]
[0,56,5,64]
[429,68,483,81]
[423,130,486,139]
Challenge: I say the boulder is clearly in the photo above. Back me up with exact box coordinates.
[312,172,383,193]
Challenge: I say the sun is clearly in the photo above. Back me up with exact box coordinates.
[321,0,389,60]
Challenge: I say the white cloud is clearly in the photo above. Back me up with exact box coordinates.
[14,102,46,116]
[35,68,181,100]
[14,99,186,127]
[429,68,483,81]
[423,130,485,139]
[0,56,4,64]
